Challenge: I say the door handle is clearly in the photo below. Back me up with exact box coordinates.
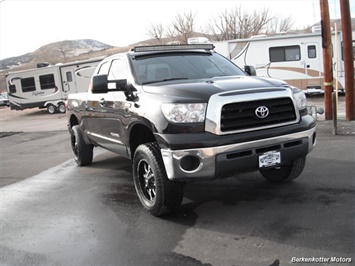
[99,98,105,106]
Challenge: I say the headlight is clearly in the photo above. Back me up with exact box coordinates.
[161,103,207,123]
[292,88,307,110]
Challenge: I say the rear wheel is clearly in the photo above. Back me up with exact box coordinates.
[47,104,57,114]
[71,125,93,166]
[133,143,183,216]
[58,103,66,113]
[260,156,306,183]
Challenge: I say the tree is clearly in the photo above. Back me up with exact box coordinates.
[265,17,294,34]
[206,6,280,40]
[147,11,197,44]
[147,6,295,44]
[169,11,196,43]
[147,23,165,44]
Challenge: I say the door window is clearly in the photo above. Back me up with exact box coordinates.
[98,61,110,75]
[66,71,73,82]
[108,59,127,80]
[308,45,317,59]
[107,59,127,89]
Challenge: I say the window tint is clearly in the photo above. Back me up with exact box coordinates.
[21,77,36,92]
[66,71,73,82]
[39,74,55,90]
[308,45,316,58]
[132,53,245,84]
[269,45,301,62]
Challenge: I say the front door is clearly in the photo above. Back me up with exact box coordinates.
[97,57,131,157]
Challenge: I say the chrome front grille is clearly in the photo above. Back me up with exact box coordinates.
[205,88,299,135]
[221,98,296,132]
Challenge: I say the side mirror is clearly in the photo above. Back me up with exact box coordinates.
[244,65,256,76]
[92,74,128,94]
[92,74,108,94]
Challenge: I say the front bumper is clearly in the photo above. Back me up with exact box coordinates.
[160,127,317,181]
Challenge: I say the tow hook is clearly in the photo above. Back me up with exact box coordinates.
[307,106,325,119]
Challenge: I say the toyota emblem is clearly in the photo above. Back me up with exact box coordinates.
[255,106,269,119]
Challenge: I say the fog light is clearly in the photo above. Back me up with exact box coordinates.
[180,155,201,173]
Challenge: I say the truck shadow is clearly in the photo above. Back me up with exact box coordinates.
[94,151,354,258]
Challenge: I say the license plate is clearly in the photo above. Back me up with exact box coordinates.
[259,151,281,168]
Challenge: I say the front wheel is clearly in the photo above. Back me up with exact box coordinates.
[133,143,183,216]
[71,125,93,166]
[260,156,306,183]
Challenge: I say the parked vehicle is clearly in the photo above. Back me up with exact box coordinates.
[6,58,103,113]
[213,29,355,94]
[67,44,317,216]
[0,94,9,107]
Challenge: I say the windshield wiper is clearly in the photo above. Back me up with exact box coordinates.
[161,77,188,82]
[142,77,188,85]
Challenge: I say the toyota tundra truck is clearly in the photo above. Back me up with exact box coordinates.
[67,44,317,216]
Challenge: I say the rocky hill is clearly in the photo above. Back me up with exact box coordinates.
[0,39,133,93]
[0,39,113,71]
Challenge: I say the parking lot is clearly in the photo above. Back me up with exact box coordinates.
[1,96,354,265]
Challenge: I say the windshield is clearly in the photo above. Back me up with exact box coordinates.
[131,52,246,85]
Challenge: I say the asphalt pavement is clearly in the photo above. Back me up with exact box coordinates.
[0,100,354,266]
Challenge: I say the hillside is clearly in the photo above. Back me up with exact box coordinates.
[0,39,113,71]
[0,39,133,93]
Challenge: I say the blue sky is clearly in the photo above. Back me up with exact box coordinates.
[0,0,353,60]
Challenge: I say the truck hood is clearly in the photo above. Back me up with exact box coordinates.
[142,76,288,102]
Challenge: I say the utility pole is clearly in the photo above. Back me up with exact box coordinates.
[320,0,333,120]
[340,0,355,120]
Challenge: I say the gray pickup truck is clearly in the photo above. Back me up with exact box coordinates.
[67,44,317,216]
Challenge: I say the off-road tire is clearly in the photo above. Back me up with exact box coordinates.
[71,125,93,166]
[260,156,306,183]
[133,142,183,216]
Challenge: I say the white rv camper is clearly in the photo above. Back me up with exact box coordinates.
[213,30,355,94]
[6,57,103,113]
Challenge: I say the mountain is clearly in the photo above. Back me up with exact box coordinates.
[0,39,113,71]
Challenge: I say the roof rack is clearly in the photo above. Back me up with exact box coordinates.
[132,44,215,53]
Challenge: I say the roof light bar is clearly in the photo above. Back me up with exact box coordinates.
[133,44,215,52]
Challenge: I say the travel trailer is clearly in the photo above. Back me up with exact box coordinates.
[213,30,355,94]
[6,57,103,113]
